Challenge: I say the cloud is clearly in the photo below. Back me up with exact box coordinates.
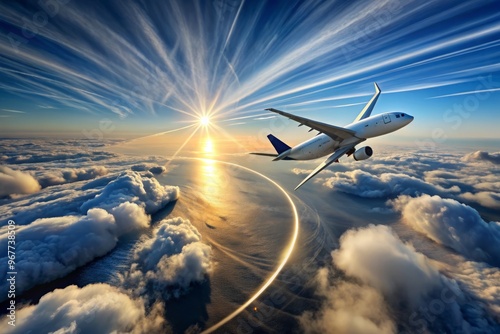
[391,195,500,266]
[332,224,443,306]
[5,284,164,334]
[299,269,396,334]
[461,191,500,210]
[294,149,500,210]
[450,261,500,319]
[148,166,167,175]
[0,166,41,197]
[131,164,167,175]
[462,151,500,165]
[111,201,151,233]
[0,206,148,298]
[0,151,116,165]
[0,172,178,298]
[36,166,109,187]
[81,171,179,214]
[1,165,176,227]
[121,217,213,300]
[321,170,459,198]
[300,225,499,333]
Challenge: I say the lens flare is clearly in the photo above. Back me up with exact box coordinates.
[200,116,210,126]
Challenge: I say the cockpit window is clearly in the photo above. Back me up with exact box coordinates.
[396,114,400,118]
[401,113,405,117]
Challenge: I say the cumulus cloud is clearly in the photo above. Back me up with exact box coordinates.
[111,201,150,233]
[321,170,459,198]
[391,195,500,266]
[0,166,41,197]
[0,150,116,165]
[37,166,108,187]
[332,224,443,306]
[295,149,500,211]
[81,171,179,214]
[461,191,500,210]
[0,206,148,297]
[450,261,500,318]
[1,169,177,228]
[121,217,213,300]
[299,269,395,334]
[462,151,500,165]
[5,284,164,334]
[149,166,167,175]
[300,225,499,333]
[0,172,179,298]
[131,164,167,175]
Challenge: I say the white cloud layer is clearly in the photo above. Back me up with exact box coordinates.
[322,170,459,198]
[295,149,500,210]
[301,225,499,333]
[460,191,500,210]
[121,217,213,300]
[300,268,395,334]
[0,207,143,297]
[391,194,500,266]
[332,224,443,306]
[4,284,164,334]
[0,166,41,197]
[462,151,500,165]
[450,261,500,319]
[0,171,179,298]
[37,166,109,187]
[81,171,179,214]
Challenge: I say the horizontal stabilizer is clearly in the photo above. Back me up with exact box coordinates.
[249,152,295,160]
[250,152,278,157]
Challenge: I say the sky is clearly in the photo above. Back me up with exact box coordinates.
[0,0,499,144]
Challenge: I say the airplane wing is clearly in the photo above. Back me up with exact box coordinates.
[266,108,356,142]
[294,141,363,190]
[353,82,381,122]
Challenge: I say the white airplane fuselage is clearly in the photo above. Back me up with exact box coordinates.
[287,112,414,160]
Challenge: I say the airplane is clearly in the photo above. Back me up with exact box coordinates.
[251,83,414,190]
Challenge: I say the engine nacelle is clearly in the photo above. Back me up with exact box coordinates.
[353,146,373,161]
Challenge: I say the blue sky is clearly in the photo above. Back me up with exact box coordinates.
[0,0,499,142]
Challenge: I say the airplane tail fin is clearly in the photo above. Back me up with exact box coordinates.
[267,134,290,154]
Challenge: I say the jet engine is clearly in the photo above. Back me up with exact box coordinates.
[353,146,373,161]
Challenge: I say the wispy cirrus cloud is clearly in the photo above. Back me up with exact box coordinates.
[1,1,498,127]
[1,109,26,113]
[429,87,500,99]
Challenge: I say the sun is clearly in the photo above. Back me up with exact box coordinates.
[200,116,210,126]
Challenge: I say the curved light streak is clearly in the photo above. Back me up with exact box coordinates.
[191,158,300,334]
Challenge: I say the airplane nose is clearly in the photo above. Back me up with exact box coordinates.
[408,115,414,123]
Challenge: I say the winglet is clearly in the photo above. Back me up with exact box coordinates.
[354,83,381,122]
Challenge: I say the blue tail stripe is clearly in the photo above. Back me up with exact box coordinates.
[267,134,290,154]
